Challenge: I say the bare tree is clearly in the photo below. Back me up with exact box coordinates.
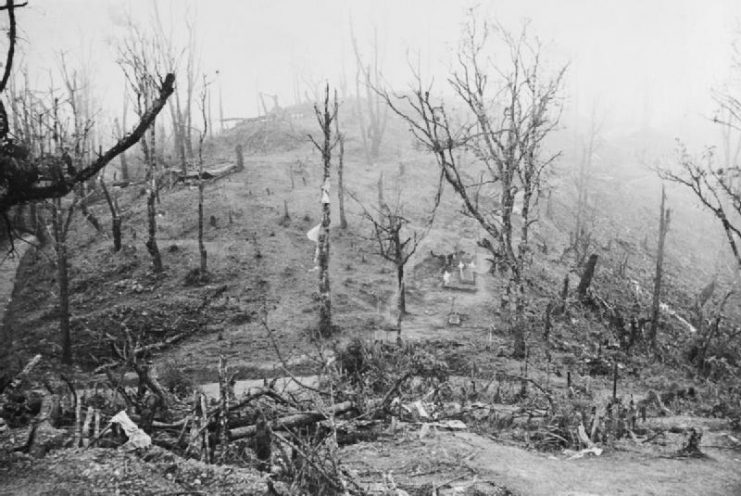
[335,110,348,229]
[648,186,671,347]
[309,85,340,338]
[350,23,389,163]
[352,191,422,338]
[117,25,169,272]
[49,194,77,365]
[0,0,174,213]
[197,75,209,276]
[152,3,199,175]
[381,16,566,357]
[58,52,104,234]
[661,143,741,267]
[568,106,603,266]
[660,35,741,271]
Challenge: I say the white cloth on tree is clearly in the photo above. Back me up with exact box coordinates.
[306,223,321,243]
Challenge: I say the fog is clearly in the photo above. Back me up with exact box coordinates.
[12,0,741,147]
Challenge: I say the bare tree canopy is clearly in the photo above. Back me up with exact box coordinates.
[0,0,175,213]
[661,143,741,268]
[381,13,566,356]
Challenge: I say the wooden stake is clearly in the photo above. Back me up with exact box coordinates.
[612,361,618,402]
[93,409,100,446]
[218,355,230,461]
[73,396,83,448]
[82,406,94,448]
[200,393,211,463]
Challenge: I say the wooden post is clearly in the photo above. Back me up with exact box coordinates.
[82,406,94,447]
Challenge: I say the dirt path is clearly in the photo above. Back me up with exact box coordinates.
[343,428,741,495]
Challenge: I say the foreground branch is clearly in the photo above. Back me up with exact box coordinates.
[0,73,175,211]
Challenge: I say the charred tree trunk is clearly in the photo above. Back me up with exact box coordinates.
[141,125,163,271]
[396,261,405,338]
[577,254,599,299]
[396,262,406,316]
[337,132,347,229]
[235,144,244,172]
[649,186,671,347]
[511,270,527,359]
[198,85,208,276]
[99,176,122,252]
[112,216,122,252]
[198,171,207,274]
[145,176,163,272]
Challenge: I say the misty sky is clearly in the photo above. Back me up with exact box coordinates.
[11,0,741,143]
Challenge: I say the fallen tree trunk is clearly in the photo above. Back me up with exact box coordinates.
[94,333,187,374]
[229,400,356,440]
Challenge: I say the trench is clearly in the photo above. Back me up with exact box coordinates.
[0,236,37,350]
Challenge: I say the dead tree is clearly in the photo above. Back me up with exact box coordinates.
[567,107,603,265]
[49,194,79,364]
[353,192,421,337]
[350,24,389,163]
[309,85,339,337]
[197,75,209,275]
[659,37,741,271]
[649,186,671,347]
[381,16,566,357]
[152,4,199,174]
[117,27,168,272]
[662,144,741,268]
[58,53,103,233]
[335,113,348,229]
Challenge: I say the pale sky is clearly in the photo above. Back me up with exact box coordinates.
[9,0,741,143]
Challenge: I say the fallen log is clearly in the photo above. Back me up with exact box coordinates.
[93,333,187,374]
[145,387,294,431]
[229,400,357,440]
[27,393,65,457]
